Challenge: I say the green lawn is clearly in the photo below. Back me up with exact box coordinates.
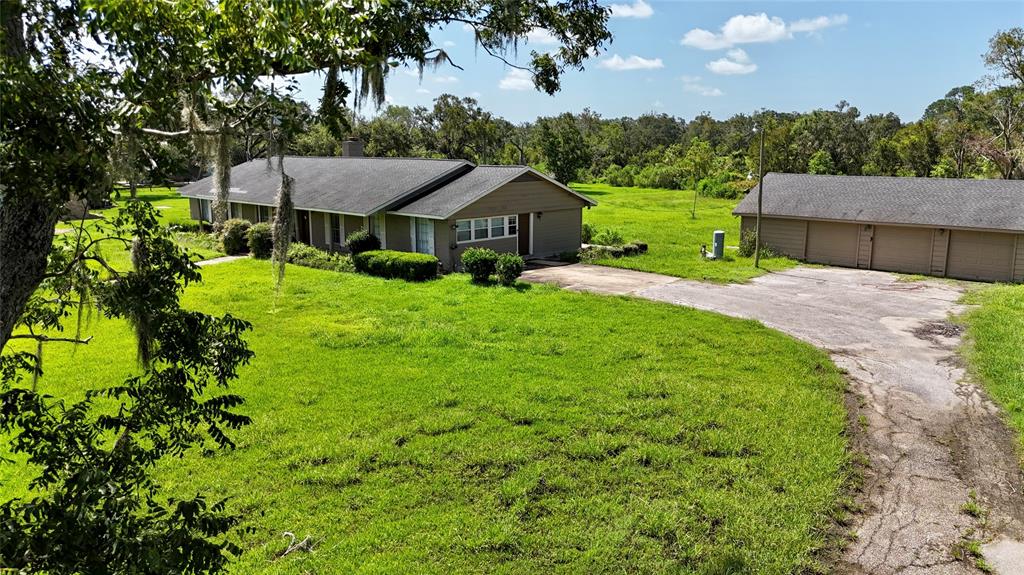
[960,284,1024,457]
[3,260,849,574]
[577,184,796,283]
[56,186,222,271]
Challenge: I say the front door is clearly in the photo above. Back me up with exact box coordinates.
[296,210,311,244]
[518,212,531,255]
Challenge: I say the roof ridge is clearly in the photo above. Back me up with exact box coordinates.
[765,171,1016,185]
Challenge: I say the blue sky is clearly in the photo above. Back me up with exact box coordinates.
[295,1,1021,123]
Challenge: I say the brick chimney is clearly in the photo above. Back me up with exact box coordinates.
[342,137,364,157]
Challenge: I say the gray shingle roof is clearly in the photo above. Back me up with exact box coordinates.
[390,165,595,218]
[178,156,471,216]
[389,165,526,218]
[733,172,1024,232]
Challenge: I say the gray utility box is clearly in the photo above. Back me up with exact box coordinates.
[712,230,725,260]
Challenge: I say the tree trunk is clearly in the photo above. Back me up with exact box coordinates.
[0,193,60,348]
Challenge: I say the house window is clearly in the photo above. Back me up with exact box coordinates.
[368,212,386,247]
[229,202,242,219]
[199,199,212,221]
[258,205,271,223]
[412,217,434,254]
[455,215,518,244]
[329,214,343,246]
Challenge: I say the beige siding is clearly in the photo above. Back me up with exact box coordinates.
[761,218,807,259]
[452,177,586,220]
[533,208,582,258]
[930,229,950,277]
[806,221,860,267]
[308,212,327,249]
[870,225,933,275]
[740,216,807,259]
[344,215,364,238]
[189,198,201,220]
[386,214,412,252]
[946,230,1015,282]
[435,220,453,270]
[1014,235,1024,283]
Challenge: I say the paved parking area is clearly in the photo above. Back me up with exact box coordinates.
[522,264,1024,574]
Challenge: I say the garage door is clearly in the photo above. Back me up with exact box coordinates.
[946,231,1015,282]
[871,226,933,274]
[806,221,860,267]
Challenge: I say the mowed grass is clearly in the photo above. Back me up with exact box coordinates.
[960,284,1024,456]
[56,186,222,271]
[577,184,796,283]
[2,260,849,573]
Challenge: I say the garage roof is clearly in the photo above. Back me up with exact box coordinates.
[734,173,1024,232]
[178,156,472,216]
[391,166,596,219]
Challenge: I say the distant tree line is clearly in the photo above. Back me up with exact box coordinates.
[136,28,1023,197]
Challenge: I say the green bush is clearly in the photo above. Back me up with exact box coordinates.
[287,243,354,272]
[220,218,252,255]
[495,253,525,286]
[603,164,636,188]
[345,229,381,254]
[581,222,597,244]
[697,172,751,199]
[591,228,625,246]
[352,249,438,281]
[461,247,498,283]
[247,222,273,259]
[737,229,778,259]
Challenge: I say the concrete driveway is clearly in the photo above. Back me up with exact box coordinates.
[522,264,1024,574]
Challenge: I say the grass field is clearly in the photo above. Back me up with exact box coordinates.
[57,186,222,271]
[577,184,795,283]
[3,259,849,574]
[960,284,1024,456]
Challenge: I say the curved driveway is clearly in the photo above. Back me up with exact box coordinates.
[522,264,1024,574]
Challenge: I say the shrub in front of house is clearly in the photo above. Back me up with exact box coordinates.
[495,253,525,286]
[220,218,252,255]
[286,243,354,272]
[461,247,498,283]
[591,228,625,247]
[352,250,438,281]
[581,222,596,244]
[247,222,273,259]
[345,229,381,254]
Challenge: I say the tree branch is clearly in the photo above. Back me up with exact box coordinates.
[9,334,94,345]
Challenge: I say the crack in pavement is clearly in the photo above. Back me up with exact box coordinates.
[522,265,1024,574]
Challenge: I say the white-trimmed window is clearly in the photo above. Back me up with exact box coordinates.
[411,217,435,254]
[199,199,212,221]
[329,214,344,246]
[455,215,518,244]
[368,212,387,247]
[257,205,271,223]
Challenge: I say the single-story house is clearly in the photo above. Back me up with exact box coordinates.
[734,173,1024,283]
[179,154,596,270]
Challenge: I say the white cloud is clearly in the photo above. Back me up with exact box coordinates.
[598,54,664,71]
[499,69,533,91]
[681,75,723,97]
[415,88,430,94]
[432,75,459,84]
[681,12,847,50]
[706,48,757,75]
[526,28,558,45]
[790,14,849,34]
[610,0,653,19]
[442,40,456,47]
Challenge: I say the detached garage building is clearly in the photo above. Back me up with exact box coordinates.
[734,173,1024,283]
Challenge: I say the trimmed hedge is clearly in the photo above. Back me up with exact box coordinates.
[345,229,381,254]
[247,222,273,259]
[352,249,438,281]
[495,253,525,286]
[461,247,498,283]
[220,218,251,255]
